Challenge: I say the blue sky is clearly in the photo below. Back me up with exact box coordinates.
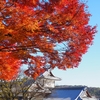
[53,0,100,87]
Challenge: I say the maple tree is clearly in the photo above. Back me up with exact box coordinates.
[0,0,97,81]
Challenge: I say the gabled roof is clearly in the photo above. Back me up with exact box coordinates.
[39,69,61,81]
[27,69,61,93]
[44,86,89,100]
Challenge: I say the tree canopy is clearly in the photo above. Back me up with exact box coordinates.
[0,0,97,81]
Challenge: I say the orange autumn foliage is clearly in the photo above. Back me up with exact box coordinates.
[0,0,97,80]
[0,52,21,80]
